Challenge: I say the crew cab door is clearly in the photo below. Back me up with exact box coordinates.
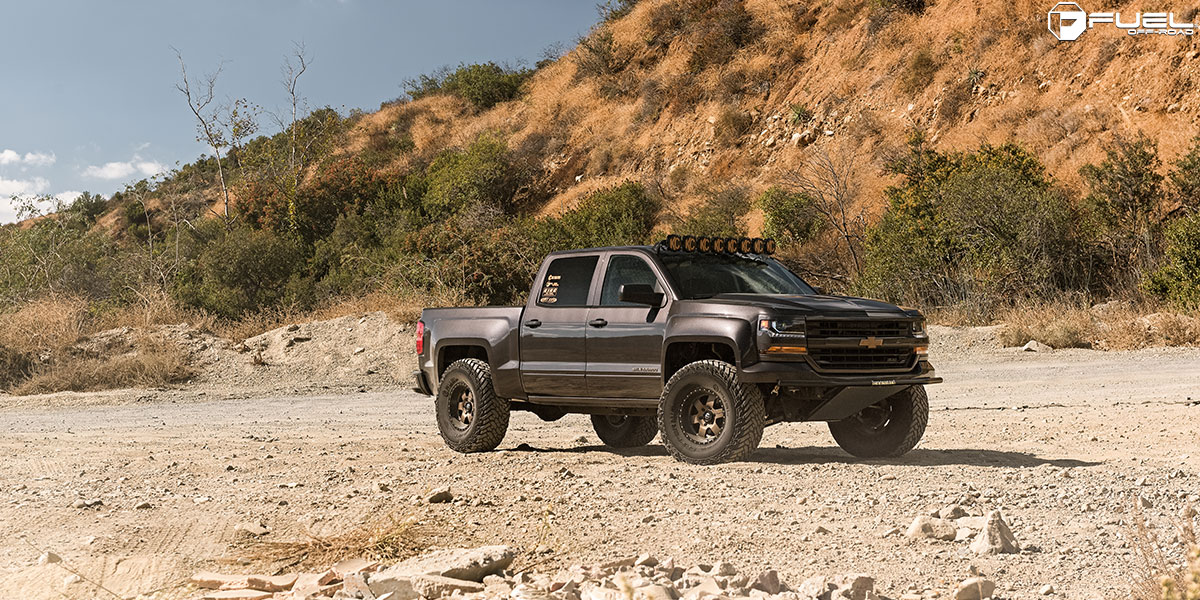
[519,255,599,397]
[585,253,669,399]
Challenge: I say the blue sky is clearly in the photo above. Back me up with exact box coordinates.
[0,1,600,223]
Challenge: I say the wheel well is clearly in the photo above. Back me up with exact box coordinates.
[438,345,489,377]
[663,341,737,380]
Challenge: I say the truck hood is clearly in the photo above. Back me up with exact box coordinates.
[699,294,914,317]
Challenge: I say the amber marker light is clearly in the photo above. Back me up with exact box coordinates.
[915,346,928,355]
[683,235,698,251]
[698,236,713,252]
[713,237,727,253]
[765,345,808,354]
[665,234,683,251]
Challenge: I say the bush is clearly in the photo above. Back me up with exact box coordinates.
[758,187,822,245]
[173,222,305,319]
[575,29,630,80]
[861,133,1089,311]
[685,0,762,72]
[530,181,660,251]
[901,48,938,95]
[1080,133,1165,282]
[1145,213,1200,309]
[1170,135,1200,210]
[713,108,753,147]
[403,63,531,110]
[424,134,524,220]
[598,0,639,22]
[680,185,750,237]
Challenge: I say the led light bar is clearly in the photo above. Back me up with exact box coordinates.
[658,235,777,255]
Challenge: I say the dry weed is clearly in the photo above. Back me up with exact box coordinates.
[12,334,193,396]
[249,510,424,569]
[996,301,1200,350]
[1131,504,1198,600]
[997,303,1097,348]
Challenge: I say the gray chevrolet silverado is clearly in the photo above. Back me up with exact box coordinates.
[414,235,941,464]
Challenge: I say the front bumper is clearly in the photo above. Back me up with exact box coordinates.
[739,357,942,387]
[412,369,433,396]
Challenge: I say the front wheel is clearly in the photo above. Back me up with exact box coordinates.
[828,385,928,458]
[658,360,765,465]
[591,414,657,448]
[435,358,509,453]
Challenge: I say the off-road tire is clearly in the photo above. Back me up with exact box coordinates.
[658,360,765,464]
[435,358,509,453]
[828,385,928,458]
[590,415,658,448]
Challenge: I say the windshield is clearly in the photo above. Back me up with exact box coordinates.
[657,253,817,299]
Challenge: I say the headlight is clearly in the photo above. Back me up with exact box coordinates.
[911,319,926,336]
[758,317,806,336]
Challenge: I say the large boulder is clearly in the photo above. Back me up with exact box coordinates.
[906,516,957,541]
[969,510,1020,554]
[367,545,515,598]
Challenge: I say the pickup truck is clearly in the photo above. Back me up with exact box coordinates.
[414,235,941,464]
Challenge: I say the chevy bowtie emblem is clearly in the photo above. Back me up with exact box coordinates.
[859,337,884,349]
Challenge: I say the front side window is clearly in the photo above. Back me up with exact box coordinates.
[537,255,599,306]
[600,255,661,306]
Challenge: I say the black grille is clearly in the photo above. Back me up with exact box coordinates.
[809,347,915,371]
[806,319,909,338]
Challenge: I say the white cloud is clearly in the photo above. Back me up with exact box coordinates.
[82,157,166,180]
[55,191,83,204]
[0,175,49,196]
[0,149,55,167]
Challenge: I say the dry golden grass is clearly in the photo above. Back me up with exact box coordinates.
[995,302,1200,350]
[248,510,424,570]
[1131,505,1199,600]
[11,333,193,396]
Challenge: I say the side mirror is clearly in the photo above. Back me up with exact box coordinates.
[619,284,664,307]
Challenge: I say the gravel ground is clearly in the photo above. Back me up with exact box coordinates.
[1,326,1198,599]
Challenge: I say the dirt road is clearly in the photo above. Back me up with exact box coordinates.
[1,327,1198,599]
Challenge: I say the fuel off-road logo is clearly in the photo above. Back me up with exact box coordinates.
[1047,2,1195,40]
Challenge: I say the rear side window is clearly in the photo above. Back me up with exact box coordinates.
[538,256,599,307]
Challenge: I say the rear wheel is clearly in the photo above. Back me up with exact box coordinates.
[658,360,765,464]
[590,414,657,448]
[435,358,509,453]
[828,385,928,458]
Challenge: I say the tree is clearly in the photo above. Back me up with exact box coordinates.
[1170,135,1200,211]
[781,147,867,276]
[173,48,236,225]
[1079,133,1165,278]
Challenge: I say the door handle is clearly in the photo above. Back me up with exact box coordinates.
[588,318,608,328]
[524,319,542,329]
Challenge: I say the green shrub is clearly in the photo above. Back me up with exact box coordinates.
[530,181,660,251]
[1080,133,1164,282]
[861,133,1089,310]
[403,62,531,110]
[1170,135,1200,210]
[424,134,524,220]
[788,104,814,125]
[759,187,822,245]
[1145,213,1200,309]
[173,222,305,319]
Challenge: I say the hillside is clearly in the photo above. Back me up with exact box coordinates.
[326,0,1200,219]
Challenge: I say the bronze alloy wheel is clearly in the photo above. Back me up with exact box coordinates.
[447,384,475,431]
[680,389,726,444]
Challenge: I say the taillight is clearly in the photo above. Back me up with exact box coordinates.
[415,320,425,355]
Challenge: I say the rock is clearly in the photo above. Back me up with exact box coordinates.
[907,516,957,540]
[371,545,515,583]
[200,591,274,600]
[63,574,81,586]
[412,574,486,597]
[366,571,418,600]
[292,571,339,597]
[353,347,365,355]
[234,522,269,537]
[635,554,659,567]
[636,584,679,600]
[682,577,723,600]
[426,487,454,503]
[332,557,380,578]
[134,501,153,510]
[955,516,988,530]
[939,504,967,519]
[830,574,875,600]
[969,510,1020,554]
[246,573,297,592]
[954,577,996,600]
[714,562,737,576]
[71,499,87,509]
[1040,584,1055,595]
[796,576,835,599]
[37,552,62,566]
[1140,495,1153,508]
[1022,340,1052,352]
[753,570,781,594]
[192,572,250,590]
[339,573,376,599]
[954,528,975,542]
